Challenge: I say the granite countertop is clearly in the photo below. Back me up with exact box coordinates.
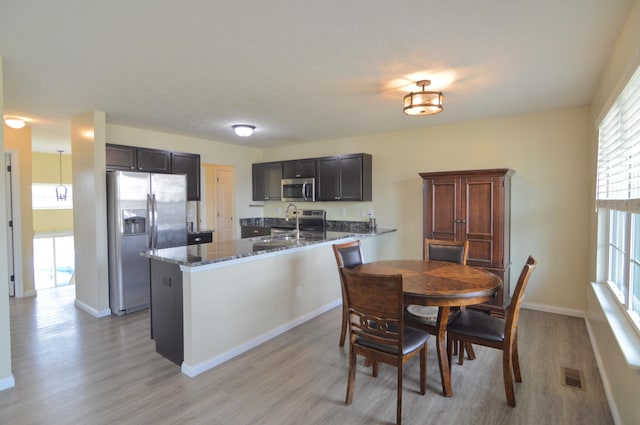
[187,229,214,235]
[142,228,395,268]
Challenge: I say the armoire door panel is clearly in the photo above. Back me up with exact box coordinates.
[430,179,458,236]
[464,179,495,236]
[467,239,493,267]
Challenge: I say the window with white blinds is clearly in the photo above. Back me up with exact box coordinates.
[597,64,640,213]
[597,62,640,333]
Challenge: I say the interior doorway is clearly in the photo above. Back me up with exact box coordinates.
[201,164,234,242]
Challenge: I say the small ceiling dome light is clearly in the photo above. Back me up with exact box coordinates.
[5,118,26,129]
[403,80,444,115]
[232,124,256,137]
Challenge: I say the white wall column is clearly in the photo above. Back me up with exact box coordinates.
[71,111,110,317]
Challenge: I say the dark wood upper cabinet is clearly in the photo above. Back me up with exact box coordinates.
[252,162,282,201]
[137,148,171,173]
[316,153,372,201]
[171,151,201,201]
[105,144,137,170]
[282,159,316,178]
[106,144,201,201]
[420,168,514,317]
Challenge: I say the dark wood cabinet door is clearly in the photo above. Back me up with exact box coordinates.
[138,148,171,173]
[252,163,268,201]
[316,157,339,200]
[252,162,282,201]
[267,162,283,200]
[150,259,183,365]
[106,144,137,170]
[316,154,372,201]
[283,159,316,178]
[424,177,459,241]
[463,175,502,270]
[171,152,201,201]
[337,155,362,201]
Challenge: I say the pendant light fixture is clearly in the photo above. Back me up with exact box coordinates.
[403,80,444,115]
[232,124,256,137]
[56,150,68,202]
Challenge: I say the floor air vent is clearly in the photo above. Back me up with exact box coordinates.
[561,366,585,391]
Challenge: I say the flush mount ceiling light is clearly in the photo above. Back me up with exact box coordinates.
[232,124,256,137]
[403,80,444,116]
[4,118,26,129]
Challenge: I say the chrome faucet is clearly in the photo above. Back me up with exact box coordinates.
[285,203,300,240]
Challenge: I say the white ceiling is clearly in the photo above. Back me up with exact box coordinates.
[0,0,633,153]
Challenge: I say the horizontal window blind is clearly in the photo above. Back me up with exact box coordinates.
[598,64,640,213]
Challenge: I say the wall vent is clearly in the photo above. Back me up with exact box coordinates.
[561,366,585,391]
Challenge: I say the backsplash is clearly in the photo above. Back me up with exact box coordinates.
[239,217,374,233]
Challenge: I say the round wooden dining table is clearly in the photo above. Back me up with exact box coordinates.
[354,259,502,397]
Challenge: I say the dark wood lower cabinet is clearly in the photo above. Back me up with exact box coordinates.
[150,259,183,365]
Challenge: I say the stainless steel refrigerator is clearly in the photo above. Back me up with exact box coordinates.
[107,171,187,315]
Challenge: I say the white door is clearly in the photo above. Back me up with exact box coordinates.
[215,168,234,242]
[5,153,15,297]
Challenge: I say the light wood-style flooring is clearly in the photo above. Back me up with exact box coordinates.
[0,286,613,424]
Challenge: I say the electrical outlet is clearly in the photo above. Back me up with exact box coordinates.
[296,286,302,298]
[367,208,373,217]
[341,208,346,217]
[360,208,366,217]
[278,207,282,215]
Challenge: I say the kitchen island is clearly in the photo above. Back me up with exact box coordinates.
[142,228,396,376]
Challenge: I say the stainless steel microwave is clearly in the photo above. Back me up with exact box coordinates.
[281,178,315,202]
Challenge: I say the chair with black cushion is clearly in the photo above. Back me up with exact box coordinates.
[332,240,365,347]
[340,267,430,425]
[446,256,537,407]
[405,239,473,358]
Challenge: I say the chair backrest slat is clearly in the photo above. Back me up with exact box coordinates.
[424,239,469,265]
[341,268,404,351]
[333,240,364,269]
[504,255,537,342]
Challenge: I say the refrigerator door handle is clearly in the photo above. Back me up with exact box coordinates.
[151,194,159,249]
[147,193,154,249]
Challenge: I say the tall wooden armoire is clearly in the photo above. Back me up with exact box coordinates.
[420,168,514,317]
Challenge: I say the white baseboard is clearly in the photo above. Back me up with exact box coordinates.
[0,374,16,392]
[521,301,584,318]
[182,298,342,377]
[585,314,623,425]
[74,299,111,318]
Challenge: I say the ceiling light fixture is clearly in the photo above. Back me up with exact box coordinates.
[232,124,256,137]
[403,80,444,116]
[5,118,26,129]
[56,150,67,202]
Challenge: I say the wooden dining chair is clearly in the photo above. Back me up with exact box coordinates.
[405,239,473,358]
[340,267,430,425]
[446,256,537,407]
[332,240,365,347]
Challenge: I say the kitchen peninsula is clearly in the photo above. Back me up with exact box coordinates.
[142,228,395,376]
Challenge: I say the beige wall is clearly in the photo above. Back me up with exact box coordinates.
[263,107,592,315]
[585,1,640,424]
[32,152,73,233]
[4,125,35,297]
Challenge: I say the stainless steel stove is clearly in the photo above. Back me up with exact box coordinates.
[270,209,326,234]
